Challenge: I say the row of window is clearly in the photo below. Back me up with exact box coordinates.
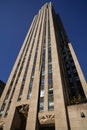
[39,8,54,112]
[27,11,43,99]
[17,16,39,101]
[60,39,86,104]
[48,10,54,111]
[39,10,47,112]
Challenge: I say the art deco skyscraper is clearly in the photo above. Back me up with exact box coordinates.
[0,2,87,130]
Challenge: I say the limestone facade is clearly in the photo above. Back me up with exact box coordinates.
[0,2,87,130]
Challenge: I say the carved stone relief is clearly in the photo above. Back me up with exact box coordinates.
[19,104,29,118]
[0,120,5,128]
[39,114,55,124]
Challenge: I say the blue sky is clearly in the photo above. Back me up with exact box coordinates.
[0,0,87,83]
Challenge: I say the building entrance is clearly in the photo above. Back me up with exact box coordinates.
[11,104,29,130]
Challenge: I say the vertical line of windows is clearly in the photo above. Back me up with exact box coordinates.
[17,17,39,101]
[51,5,86,106]
[54,7,86,105]
[27,12,43,99]
[39,10,46,112]
[55,14,69,44]
[3,17,38,117]
[61,43,86,105]
[48,9,54,111]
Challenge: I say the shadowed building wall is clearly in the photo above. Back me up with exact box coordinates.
[0,80,5,98]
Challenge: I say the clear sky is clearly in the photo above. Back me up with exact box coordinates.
[0,0,87,83]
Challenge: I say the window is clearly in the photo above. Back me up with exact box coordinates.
[66,63,69,68]
[39,102,44,111]
[48,78,52,84]
[48,62,52,65]
[71,62,75,66]
[48,69,52,74]
[29,80,33,87]
[69,77,73,83]
[18,95,22,101]
[73,68,77,73]
[67,70,71,75]
[39,97,44,112]
[27,91,32,99]
[48,88,53,95]
[0,111,3,117]
[4,100,11,117]
[48,64,52,69]
[48,95,54,110]
[27,79,33,99]
[48,58,51,62]
[40,90,44,97]
[75,76,79,81]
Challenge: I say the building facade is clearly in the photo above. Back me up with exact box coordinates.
[0,2,87,130]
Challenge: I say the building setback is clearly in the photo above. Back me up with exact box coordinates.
[0,2,87,130]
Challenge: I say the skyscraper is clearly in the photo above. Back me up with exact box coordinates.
[0,2,87,130]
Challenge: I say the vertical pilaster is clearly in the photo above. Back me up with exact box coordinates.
[48,3,68,130]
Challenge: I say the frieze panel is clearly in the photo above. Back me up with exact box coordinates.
[38,114,55,124]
